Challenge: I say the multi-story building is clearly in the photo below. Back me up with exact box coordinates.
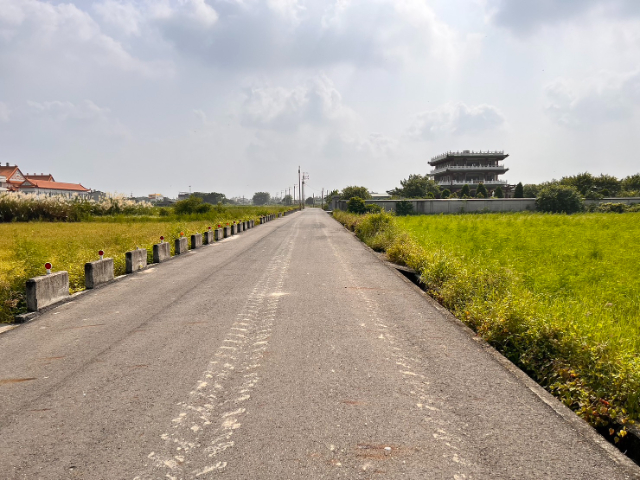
[429,150,509,193]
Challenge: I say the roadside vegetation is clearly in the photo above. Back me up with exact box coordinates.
[0,193,290,323]
[334,209,640,441]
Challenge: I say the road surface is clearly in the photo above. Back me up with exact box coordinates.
[0,209,637,479]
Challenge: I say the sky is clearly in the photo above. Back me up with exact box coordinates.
[1,0,640,199]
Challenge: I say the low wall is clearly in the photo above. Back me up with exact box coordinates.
[26,271,69,312]
[332,197,640,214]
[175,237,188,255]
[153,242,170,263]
[191,233,203,249]
[125,248,147,273]
[85,258,115,289]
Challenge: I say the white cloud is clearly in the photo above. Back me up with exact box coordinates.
[545,70,640,127]
[0,102,10,122]
[407,103,506,139]
[153,0,459,69]
[94,0,143,36]
[323,132,397,158]
[0,0,156,75]
[240,75,354,130]
[486,0,640,35]
[27,100,111,121]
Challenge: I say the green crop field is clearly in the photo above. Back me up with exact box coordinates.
[0,206,289,324]
[334,210,640,438]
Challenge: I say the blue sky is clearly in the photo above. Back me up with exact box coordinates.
[1,0,639,197]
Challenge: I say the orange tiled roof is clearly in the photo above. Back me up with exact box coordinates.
[0,165,21,183]
[25,174,55,182]
[20,179,90,192]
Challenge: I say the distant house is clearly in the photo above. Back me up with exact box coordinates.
[0,163,90,198]
[0,163,28,190]
[19,179,90,198]
[0,175,7,191]
[429,150,509,193]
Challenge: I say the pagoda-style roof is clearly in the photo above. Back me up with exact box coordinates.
[429,150,508,166]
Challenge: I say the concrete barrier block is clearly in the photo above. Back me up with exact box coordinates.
[239,222,244,232]
[26,271,69,312]
[203,230,213,245]
[175,237,188,255]
[224,226,231,238]
[231,224,237,235]
[153,242,171,263]
[215,228,224,241]
[85,258,114,289]
[125,248,147,273]
[191,233,203,249]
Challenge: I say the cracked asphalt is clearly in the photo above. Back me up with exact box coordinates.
[0,208,638,479]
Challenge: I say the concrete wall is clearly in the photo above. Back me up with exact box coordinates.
[175,237,188,255]
[125,248,147,274]
[153,242,170,263]
[26,271,69,312]
[332,196,640,214]
[191,233,203,249]
[85,258,115,289]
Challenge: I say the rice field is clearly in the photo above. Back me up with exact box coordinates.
[334,210,640,436]
[0,207,289,323]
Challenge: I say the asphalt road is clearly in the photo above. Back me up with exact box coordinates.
[0,208,638,479]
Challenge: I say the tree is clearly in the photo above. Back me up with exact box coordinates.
[386,174,440,199]
[460,184,470,197]
[341,186,371,201]
[193,192,227,204]
[282,194,293,206]
[536,185,584,214]
[514,182,524,198]
[522,184,539,198]
[305,196,314,205]
[560,172,595,195]
[174,195,212,214]
[622,174,640,190]
[252,192,271,205]
[494,186,504,198]
[476,183,488,198]
[347,197,367,214]
[594,174,620,196]
[441,189,451,199]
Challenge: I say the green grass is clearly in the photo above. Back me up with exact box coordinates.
[334,210,640,439]
[0,206,290,323]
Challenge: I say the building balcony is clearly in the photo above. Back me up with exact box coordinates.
[436,180,508,187]
[431,165,508,174]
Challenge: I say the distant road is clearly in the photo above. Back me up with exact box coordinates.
[0,209,637,479]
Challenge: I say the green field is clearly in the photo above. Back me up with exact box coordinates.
[335,210,640,437]
[0,206,289,323]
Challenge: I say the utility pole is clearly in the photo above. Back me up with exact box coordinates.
[293,184,296,205]
[321,188,324,209]
[298,166,302,209]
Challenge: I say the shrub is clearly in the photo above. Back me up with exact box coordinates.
[536,185,584,214]
[347,197,367,214]
[174,196,212,215]
[441,189,451,199]
[494,187,504,198]
[396,200,414,216]
[460,185,470,197]
[365,203,383,213]
[354,212,398,251]
[476,183,488,198]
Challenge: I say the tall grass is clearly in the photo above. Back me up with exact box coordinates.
[334,210,640,439]
[0,206,290,323]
